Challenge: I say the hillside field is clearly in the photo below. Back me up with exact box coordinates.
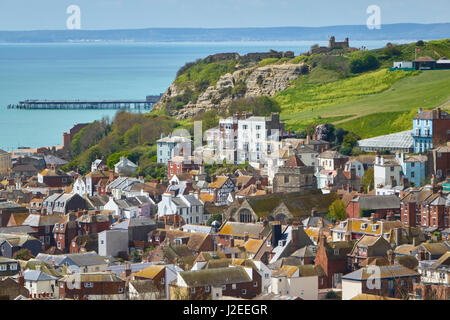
[278,69,450,138]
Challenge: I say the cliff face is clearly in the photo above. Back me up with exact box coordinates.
[154,62,308,119]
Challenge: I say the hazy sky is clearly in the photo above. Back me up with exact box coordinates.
[0,0,449,31]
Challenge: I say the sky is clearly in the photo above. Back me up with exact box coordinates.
[0,0,449,31]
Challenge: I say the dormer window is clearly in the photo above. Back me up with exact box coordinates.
[372,224,379,231]
[361,223,368,230]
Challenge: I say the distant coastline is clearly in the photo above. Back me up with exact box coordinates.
[0,23,449,43]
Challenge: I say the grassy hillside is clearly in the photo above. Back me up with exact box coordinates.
[275,39,450,138]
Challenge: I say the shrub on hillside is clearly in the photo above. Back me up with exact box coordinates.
[350,54,380,73]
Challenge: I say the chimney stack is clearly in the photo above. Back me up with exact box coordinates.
[125,262,131,278]
[17,271,24,287]
[271,221,282,247]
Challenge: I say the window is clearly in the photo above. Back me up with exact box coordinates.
[388,280,394,289]
[10,263,17,271]
[118,287,124,293]
[232,284,236,290]
[60,282,64,288]
[191,288,196,293]
[253,282,258,287]
[242,289,247,295]
[205,286,210,293]
[0,265,7,271]
[84,282,93,288]
[222,285,227,291]
[334,249,339,255]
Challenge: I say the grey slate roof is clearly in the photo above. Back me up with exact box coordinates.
[22,270,58,281]
[354,195,401,210]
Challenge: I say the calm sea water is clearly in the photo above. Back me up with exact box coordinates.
[0,40,412,151]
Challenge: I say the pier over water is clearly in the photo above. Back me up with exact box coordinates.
[8,95,162,110]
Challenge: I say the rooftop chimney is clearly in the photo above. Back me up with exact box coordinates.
[271,221,282,247]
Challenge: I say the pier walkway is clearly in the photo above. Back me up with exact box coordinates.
[8,95,162,110]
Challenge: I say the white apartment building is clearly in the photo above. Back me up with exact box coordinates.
[237,113,284,168]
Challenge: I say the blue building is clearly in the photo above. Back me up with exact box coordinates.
[156,135,192,165]
[395,153,427,187]
[412,108,433,153]
[412,108,450,153]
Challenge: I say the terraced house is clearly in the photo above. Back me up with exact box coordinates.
[412,108,450,153]
[170,266,261,300]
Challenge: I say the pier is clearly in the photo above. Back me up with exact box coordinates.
[8,95,162,110]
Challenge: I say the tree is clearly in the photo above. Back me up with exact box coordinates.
[361,167,374,192]
[130,250,142,263]
[13,248,34,261]
[207,213,223,226]
[342,132,360,149]
[328,199,346,221]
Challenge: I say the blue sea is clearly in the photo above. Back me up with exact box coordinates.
[0,40,413,151]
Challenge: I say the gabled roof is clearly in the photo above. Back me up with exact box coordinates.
[353,195,400,210]
[133,265,165,279]
[284,155,305,168]
[218,222,265,238]
[179,266,250,287]
[343,265,419,281]
[209,176,231,189]
[22,270,58,282]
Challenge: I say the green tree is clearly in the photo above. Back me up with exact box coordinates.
[361,167,374,192]
[207,213,223,226]
[328,199,346,221]
[13,248,34,261]
[342,132,360,149]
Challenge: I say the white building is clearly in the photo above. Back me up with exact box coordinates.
[91,159,104,173]
[270,265,318,300]
[374,155,403,188]
[21,270,58,299]
[157,135,192,165]
[114,157,138,176]
[72,177,88,196]
[157,192,206,225]
[237,113,284,168]
[345,160,365,179]
[98,229,129,257]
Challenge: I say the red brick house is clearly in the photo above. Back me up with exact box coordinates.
[37,169,73,188]
[347,235,392,271]
[401,189,449,229]
[76,212,112,235]
[167,156,201,179]
[315,235,354,289]
[69,234,98,254]
[58,272,126,300]
[346,195,400,219]
[52,212,81,253]
[22,214,61,249]
[428,145,450,180]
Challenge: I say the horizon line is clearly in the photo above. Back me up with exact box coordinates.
[1,22,450,33]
